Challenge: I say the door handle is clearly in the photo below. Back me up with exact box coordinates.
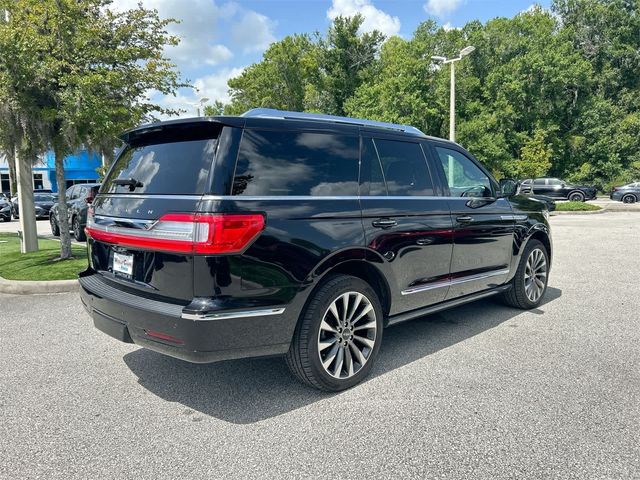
[456,215,473,224]
[416,237,434,246]
[372,218,397,229]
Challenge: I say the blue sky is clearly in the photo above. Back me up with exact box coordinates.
[110,0,551,116]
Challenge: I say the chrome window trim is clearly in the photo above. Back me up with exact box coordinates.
[96,194,203,200]
[181,307,286,321]
[401,268,510,296]
[96,193,506,201]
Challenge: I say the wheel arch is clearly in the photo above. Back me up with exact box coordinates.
[304,248,393,319]
[528,228,552,269]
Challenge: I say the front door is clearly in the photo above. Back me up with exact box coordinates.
[429,143,515,299]
[359,136,453,315]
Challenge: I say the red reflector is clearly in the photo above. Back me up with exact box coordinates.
[85,213,265,255]
[145,330,184,345]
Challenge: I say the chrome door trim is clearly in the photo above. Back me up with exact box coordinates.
[401,268,510,296]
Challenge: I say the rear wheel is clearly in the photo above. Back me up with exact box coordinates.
[286,274,383,391]
[568,191,585,202]
[502,239,549,309]
[622,194,636,204]
[50,215,60,236]
[73,216,86,241]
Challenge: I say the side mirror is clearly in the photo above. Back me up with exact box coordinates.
[499,179,518,197]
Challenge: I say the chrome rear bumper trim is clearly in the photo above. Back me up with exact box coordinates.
[181,307,286,321]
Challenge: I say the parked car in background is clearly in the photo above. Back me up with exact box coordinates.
[79,109,553,391]
[520,177,597,202]
[610,182,639,203]
[0,195,12,221]
[12,192,57,219]
[50,183,100,241]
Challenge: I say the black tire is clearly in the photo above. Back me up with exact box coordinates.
[502,239,549,309]
[50,216,60,236]
[568,191,585,202]
[286,274,384,392]
[73,216,86,241]
[622,194,636,204]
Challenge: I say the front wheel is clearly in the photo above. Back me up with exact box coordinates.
[286,275,383,391]
[568,191,585,202]
[502,239,549,309]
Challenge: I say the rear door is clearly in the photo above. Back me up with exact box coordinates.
[89,121,225,302]
[428,142,514,299]
[359,135,453,315]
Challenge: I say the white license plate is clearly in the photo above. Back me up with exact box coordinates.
[113,252,134,276]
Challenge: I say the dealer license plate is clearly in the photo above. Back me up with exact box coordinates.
[113,252,134,276]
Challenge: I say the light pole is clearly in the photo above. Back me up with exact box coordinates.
[431,45,475,142]
[189,97,210,117]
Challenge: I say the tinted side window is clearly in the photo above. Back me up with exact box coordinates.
[66,186,77,200]
[373,139,434,196]
[233,130,359,196]
[548,178,563,186]
[533,179,546,185]
[435,147,493,198]
[360,138,387,196]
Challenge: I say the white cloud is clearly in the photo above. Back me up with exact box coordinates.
[442,22,456,31]
[423,0,464,17]
[148,67,245,119]
[327,0,401,37]
[109,0,236,66]
[231,11,277,53]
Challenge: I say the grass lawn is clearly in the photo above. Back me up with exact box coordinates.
[555,201,603,212]
[0,233,88,281]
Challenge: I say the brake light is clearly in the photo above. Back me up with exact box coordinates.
[85,212,265,254]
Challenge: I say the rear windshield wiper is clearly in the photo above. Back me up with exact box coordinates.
[113,178,143,191]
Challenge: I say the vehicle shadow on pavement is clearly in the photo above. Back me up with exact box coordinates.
[123,286,562,424]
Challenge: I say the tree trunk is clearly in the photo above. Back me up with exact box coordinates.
[54,146,73,259]
[16,144,38,253]
[7,146,17,196]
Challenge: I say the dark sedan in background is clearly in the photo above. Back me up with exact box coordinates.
[520,177,597,202]
[12,193,57,219]
[610,182,639,203]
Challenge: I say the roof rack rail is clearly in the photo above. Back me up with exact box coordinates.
[241,108,425,136]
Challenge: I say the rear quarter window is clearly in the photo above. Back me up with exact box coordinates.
[103,124,220,195]
[232,129,359,196]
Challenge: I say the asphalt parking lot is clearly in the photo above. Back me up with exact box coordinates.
[1,212,639,479]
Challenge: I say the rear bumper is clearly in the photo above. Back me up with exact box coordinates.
[79,272,294,363]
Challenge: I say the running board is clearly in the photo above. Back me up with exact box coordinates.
[387,285,511,327]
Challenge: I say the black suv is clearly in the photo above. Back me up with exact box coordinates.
[79,109,552,391]
[520,177,596,202]
[50,183,100,241]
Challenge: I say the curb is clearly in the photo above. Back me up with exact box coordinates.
[0,275,78,295]
[551,207,608,216]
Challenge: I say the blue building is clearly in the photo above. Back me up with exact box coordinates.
[0,149,101,193]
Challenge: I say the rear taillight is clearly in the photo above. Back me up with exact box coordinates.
[85,212,265,254]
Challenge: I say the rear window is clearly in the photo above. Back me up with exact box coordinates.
[103,124,220,195]
[232,129,359,196]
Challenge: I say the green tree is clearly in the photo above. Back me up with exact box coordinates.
[0,0,186,258]
[513,129,553,178]
[226,34,318,115]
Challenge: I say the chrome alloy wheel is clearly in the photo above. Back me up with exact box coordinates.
[524,248,547,303]
[317,291,377,379]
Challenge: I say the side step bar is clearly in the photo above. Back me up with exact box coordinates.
[387,285,511,327]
